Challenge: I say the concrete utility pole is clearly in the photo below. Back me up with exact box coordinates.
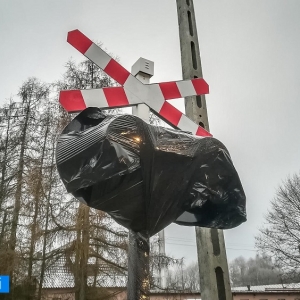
[176,1,232,300]
[158,230,167,288]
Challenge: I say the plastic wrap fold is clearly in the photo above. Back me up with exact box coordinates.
[56,107,246,237]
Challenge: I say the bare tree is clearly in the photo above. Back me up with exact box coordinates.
[47,57,128,300]
[37,111,58,300]
[0,78,53,299]
[0,100,18,248]
[8,79,50,300]
[0,99,14,210]
[183,262,200,291]
[0,49,185,300]
[57,58,115,91]
[163,261,200,292]
[256,172,300,281]
[229,254,282,287]
[26,111,52,297]
[229,256,247,287]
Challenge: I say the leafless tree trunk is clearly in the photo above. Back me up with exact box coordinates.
[27,113,50,300]
[0,101,16,249]
[0,100,13,210]
[8,93,31,283]
[37,137,56,300]
[74,204,90,300]
[6,78,48,299]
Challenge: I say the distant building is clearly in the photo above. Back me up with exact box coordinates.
[232,283,300,300]
[42,254,127,299]
[42,255,300,300]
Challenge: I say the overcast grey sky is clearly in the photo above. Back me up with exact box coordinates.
[1,0,300,265]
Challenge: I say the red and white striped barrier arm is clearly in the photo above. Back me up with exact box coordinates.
[59,78,208,111]
[59,85,210,136]
[63,29,211,137]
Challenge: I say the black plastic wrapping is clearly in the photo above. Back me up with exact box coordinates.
[56,107,246,237]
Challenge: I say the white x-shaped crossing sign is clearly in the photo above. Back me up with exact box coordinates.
[59,30,212,137]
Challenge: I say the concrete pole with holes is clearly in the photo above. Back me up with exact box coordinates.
[176,1,233,299]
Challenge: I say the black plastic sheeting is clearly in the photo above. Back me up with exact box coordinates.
[56,107,246,237]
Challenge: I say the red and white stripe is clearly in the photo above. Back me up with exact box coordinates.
[63,29,211,137]
[146,85,210,136]
[60,87,141,112]
[59,86,210,136]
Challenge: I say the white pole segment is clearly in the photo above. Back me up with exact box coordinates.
[131,58,166,291]
[131,58,152,122]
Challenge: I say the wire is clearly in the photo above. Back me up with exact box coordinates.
[165,241,257,252]
[165,236,255,247]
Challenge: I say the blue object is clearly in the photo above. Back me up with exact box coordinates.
[0,276,10,293]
